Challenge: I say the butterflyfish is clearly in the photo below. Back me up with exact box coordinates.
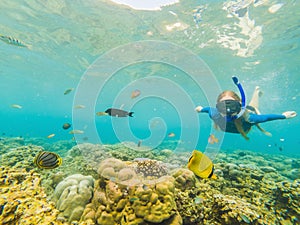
[187,150,217,179]
[105,108,134,117]
[34,151,62,169]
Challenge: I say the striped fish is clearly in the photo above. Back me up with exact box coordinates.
[0,35,27,47]
[34,151,62,169]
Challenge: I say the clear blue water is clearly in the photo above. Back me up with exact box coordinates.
[0,0,299,157]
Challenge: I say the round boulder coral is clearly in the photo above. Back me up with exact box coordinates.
[53,174,94,223]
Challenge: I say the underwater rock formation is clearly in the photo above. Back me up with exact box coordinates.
[53,174,94,223]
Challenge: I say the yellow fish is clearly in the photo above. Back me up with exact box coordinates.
[187,150,217,179]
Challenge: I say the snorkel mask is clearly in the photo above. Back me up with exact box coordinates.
[216,76,246,122]
[216,100,241,116]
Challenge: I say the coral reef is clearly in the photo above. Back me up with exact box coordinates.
[209,194,277,224]
[131,158,169,179]
[274,180,300,223]
[67,143,112,171]
[82,158,180,225]
[0,138,299,225]
[0,145,44,171]
[104,142,156,161]
[0,166,67,225]
[53,174,94,223]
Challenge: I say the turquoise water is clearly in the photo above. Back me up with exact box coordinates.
[0,0,300,157]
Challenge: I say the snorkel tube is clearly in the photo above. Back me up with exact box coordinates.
[227,76,246,121]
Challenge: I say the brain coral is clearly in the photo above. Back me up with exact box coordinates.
[53,174,94,223]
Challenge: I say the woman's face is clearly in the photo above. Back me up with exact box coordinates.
[217,94,242,117]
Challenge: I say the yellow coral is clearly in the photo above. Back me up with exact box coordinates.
[0,167,68,225]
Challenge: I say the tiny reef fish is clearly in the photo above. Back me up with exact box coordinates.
[74,104,86,109]
[208,134,219,144]
[62,123,71,130]
[168,132,175,138]
[131,89,141,99]
[47,133,55,138]
[11,104,22,109]
[64,88,74,95]
[137,140,142,147]
[187,150,217,179]
[0,34,27,47]
[69,129,84,134]
[34,151,62,169]
[96,112,108,116]
[105,108,134,117]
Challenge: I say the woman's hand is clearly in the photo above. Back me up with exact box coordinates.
[282,111,297,119]
[195,106,203,113]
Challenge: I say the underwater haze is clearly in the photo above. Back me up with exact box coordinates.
[1,0,300,155]
[1,1,300,225]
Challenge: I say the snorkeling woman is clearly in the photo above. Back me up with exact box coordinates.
[195,77,297,140]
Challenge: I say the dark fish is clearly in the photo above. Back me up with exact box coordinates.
[105,108,134,117]
[62,123,71,130]
[64,88,73,95]
[137,140,142,147]
[34,151,62,169]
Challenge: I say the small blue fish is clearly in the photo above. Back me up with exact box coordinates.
[0,35,27,47]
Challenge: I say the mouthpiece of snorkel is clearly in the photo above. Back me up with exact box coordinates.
[226,76,246,121]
